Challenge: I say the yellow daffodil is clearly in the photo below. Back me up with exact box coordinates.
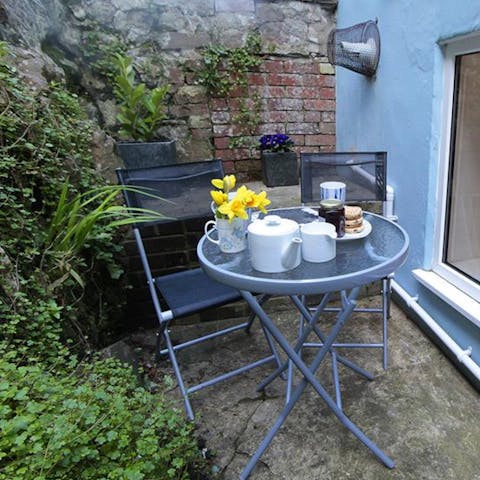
[211,178,224,190]
[218,198,249,221]
[211,175,236,193]
[251,191,271,213]
[237,186,258,209]
[210,190,227,206]
[231,185,248,201]
[223,174,236,192]
[210,173,270,220]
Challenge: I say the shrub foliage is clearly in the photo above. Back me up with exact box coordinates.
[0,41,126,356]
[0,42,205,479]
[0,358,202,480]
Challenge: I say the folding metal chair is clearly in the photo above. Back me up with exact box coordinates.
[116,160,278,419]
[299,151,392,368]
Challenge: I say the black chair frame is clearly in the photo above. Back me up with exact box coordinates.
[117,160,279,419]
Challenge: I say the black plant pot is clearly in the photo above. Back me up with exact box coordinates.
[116,139,177,168]
[261,151,299,187]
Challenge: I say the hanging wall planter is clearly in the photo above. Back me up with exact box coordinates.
[327,20,381,77]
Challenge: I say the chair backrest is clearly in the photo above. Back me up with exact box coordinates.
[300,152,387,203]
[116,160,224,226]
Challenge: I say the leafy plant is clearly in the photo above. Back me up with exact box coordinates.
[43,181,165,290]
[0,38,210,480]
[0,356,206,480]
[0,40,208,480]
[194,31,262,97]
[83,29,129,81]
[0,280,68,366]
[0,41,130,351]
[113,54,169,141]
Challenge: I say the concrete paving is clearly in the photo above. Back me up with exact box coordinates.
[245,181,302,210]
[127,185,479,479]
[129,297,480,480]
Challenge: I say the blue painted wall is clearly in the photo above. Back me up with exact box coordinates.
[336,1,480,366]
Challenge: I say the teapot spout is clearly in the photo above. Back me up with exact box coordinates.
[281,237,302,270]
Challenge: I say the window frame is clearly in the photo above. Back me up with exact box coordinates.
[433,33,480,303]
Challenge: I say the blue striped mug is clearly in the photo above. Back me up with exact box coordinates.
[320,181,346,203]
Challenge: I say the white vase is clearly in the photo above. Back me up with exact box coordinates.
[204,216,248,253]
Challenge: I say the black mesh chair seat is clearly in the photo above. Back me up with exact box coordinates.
[154,268,241,318]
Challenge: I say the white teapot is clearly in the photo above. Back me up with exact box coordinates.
[300,221,337,262]
[247,215,302,273]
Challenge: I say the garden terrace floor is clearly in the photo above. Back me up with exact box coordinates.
[128,296,480,480]
[126,184,479,479]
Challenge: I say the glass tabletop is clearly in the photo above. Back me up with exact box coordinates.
[198,210,409,295]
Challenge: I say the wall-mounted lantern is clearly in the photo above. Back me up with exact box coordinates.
[327,20,381,77]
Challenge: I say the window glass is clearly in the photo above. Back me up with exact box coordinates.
[444,52,480,284]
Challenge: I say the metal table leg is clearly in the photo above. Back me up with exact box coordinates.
[257,293,373,395]
[240,288,395,479]
[291,295,375,381]
[256,292,332,392]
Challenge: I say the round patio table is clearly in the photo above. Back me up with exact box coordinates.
[197,210,409,479]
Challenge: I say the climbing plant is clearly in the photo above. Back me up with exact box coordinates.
[194,31,262,97]
[228,93,262,149]
[192,32,265,149]
[83,29,129,81]
[0,356,206,480]
[0,41,127,358]
[0,42,208,480]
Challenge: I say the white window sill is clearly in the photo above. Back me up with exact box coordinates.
[412,269,480,328]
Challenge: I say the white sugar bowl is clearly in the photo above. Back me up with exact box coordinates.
[247,215,302,273]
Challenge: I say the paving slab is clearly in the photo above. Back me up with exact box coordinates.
[128,297,480,480]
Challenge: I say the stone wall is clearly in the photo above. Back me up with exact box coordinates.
[0,0,338,328]
[1,0,337,180]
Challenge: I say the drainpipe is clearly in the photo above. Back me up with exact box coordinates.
[391,279,480,381]
[383,185,397,220]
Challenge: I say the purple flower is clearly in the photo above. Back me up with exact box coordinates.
[258,134,294,152]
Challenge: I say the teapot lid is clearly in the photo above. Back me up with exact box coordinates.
[248,215,299,236]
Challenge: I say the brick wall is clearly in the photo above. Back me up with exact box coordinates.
[124,55,337,328]
[181,56,336,182]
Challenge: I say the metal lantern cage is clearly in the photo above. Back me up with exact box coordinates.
[327,20,381,77]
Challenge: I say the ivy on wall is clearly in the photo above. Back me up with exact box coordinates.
[0,41,207,478]
[0,41,126,359]
[194,32,262,96]
[191,31,265,149]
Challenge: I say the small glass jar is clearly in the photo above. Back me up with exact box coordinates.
[319,199,345,238]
